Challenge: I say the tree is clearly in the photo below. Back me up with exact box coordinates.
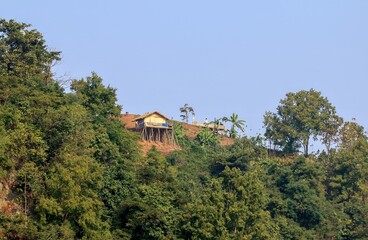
[320,114,343,154]
[326,126,368,239]
[264,89,340,156]
[223,113,245,138]
[0,19,64,126]
[172,122,191,147]
[71,72,122,121]
[181,166,278,239]
[36,105,111,239]
[195,128,219,147]
[116,148,180,239]
[267,156,335,239]
[0,19,60,80]
[264,111,301,154]
[179,104,195,123]
[339,119,366,151]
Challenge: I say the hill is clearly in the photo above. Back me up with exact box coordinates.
[3,19,368,240]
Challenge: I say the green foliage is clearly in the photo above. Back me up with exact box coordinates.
[223,113,246,138]
[212,137,268,174]
[34,105,111,239]
[324,129,368,239]
[172,121,191,147]
[0,19,60,78]
[116,148,180,239]
[0,121,11,177]
[320,114,343,154]
[195,128,219,148]
[71,72,122,121]
[264,89,341,156]
[2,19,368,240]
[339,120,366,151]
[181,166,278,239]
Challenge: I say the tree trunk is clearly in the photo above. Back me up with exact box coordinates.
[303,139,309,157]
[24,175,27,214]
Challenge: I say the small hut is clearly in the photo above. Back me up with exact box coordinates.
[193,121,226,133]
[133,112,174,144]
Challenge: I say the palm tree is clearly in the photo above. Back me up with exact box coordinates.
[223,113,246,138]
[179,104,195,123]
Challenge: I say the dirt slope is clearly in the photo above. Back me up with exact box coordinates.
[139,141,182,156]
[179,121,234,147]
[0,176,20,218]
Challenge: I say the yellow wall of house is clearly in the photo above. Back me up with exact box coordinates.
[143,114,166,123]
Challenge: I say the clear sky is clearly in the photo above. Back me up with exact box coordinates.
[2,1,368,143]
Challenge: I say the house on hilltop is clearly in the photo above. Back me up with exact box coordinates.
[128,111,175,144]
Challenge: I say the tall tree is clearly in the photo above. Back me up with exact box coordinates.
[116,148,180,239]
[36,105,111,239]
[320,114,343,154]
[71,72,122,121]
[0,19,63,124]
[326,125,368,239]
[179,104,195,123]
[264,111,301,154]
[264,89,340,156]
[0,19,60,80]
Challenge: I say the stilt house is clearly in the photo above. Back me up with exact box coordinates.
[133,112,174,144]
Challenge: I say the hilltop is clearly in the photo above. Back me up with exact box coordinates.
[120,113,234,155]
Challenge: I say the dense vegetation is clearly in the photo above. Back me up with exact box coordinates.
[0,19,368,239]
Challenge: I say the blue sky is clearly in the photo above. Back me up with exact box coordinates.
[2,1,368,145]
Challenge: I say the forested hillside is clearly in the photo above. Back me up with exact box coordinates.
[1,19,368,240]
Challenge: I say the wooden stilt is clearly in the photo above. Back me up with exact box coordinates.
[137,123,176,146]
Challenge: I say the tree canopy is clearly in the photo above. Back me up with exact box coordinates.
[0,19,60,79]
[264,89,341,156]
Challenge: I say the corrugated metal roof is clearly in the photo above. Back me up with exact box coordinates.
[132,111,170,121]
